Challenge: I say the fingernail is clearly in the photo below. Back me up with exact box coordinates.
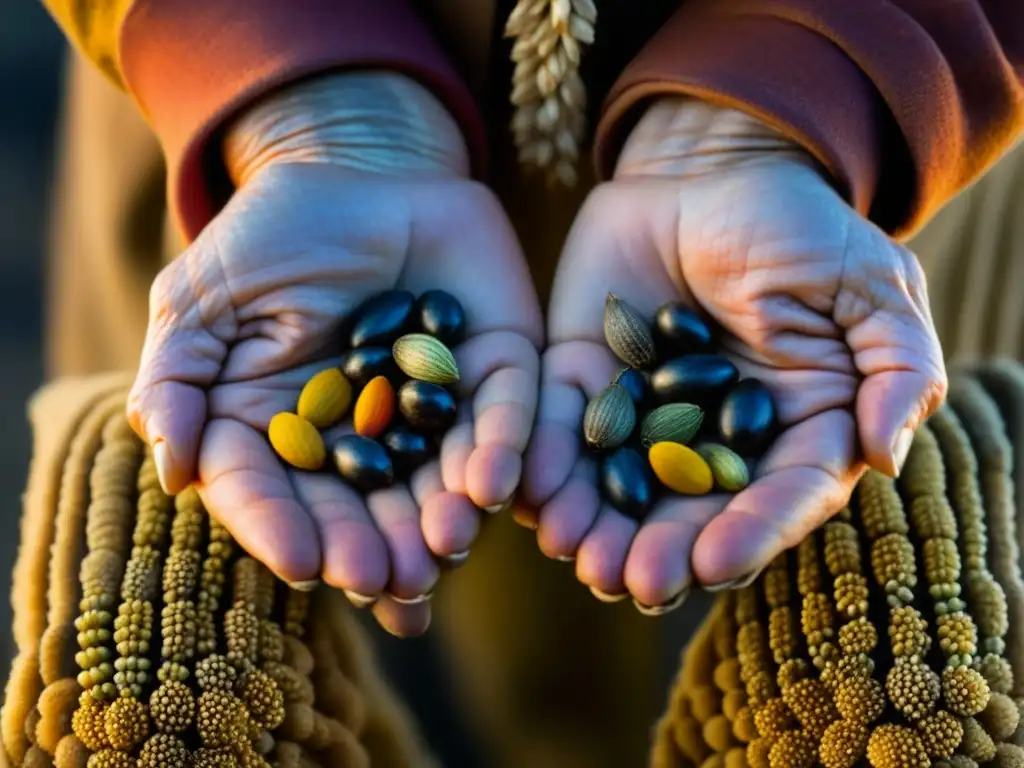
[286,579,320,593]
[441,550,470,568]
[483,497,513,514]
[390,591,433,605]
[893,427,915,476]
[589,586,629,604]
[343,590,378,609]
[152,440,172,495]
[553,555,575,563]
[705,568,763,593]
[633,590,689,617]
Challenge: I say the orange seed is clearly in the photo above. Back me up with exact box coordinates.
[353,376,394,438]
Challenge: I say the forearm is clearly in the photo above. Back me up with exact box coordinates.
[596,0,1024,239]
[40,0,484,241]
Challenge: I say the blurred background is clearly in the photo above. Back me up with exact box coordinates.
[0,2,63,665]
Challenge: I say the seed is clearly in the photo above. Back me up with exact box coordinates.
[397,381,457,434]
[353,376,395,438]
[381,427,432,476]
[600,447,656,520]
[348,290,415,348]
[653,301,712,357]
[332,435,394,493]
[648,441,714,495]
[641,403,703,448]
[696,443,750,492]
[392,334,460,385]
[296,368,353,428]
[268,413,326,471]
[583,383,636,451]
[340,347,402,389]
[650,354,739,406]
[613,367,649,406]
[718,378,779,457]
[604,293,657,368]
[415,290,467,346]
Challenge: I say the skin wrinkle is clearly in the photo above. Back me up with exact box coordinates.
[224,72,469,185]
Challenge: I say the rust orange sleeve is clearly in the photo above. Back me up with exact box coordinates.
[114,0,485,241]
[594,0,1024,239]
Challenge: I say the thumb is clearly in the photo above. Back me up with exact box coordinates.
[127,245,234,494]
[842,233,947,478]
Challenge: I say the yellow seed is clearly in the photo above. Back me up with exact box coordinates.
[268,413,326,471]
[649,442,714,495]
[296,368,352,428]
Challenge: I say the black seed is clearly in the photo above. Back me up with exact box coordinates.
[397,381,457,434]
[382,427,433,476]
[332,435,395,493]
[340,347,402,389]
[415,290,467,346]
[653,302,713,357]
[718,378,779,457]
[613,367,649,407]
[349,290,415,348]
[650,354,739,406]
[600,447,656,521]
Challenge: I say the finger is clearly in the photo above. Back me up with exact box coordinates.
[370,595,432,638]
[690,409,864,587]
[574,506,640,596]
[290,471,389,601]
[408,460,478,559]
[420,492,480,559]
[536,459,600,561]
[623,496,728,607]
[440,409,474,495]
[523,341,619,507]
[840,233,947,477]
[857,368,947,477]
[196,418,320,584]
[365,486,439,601]
[510,497,541,531]
[128,253,232,494]
[459,331,540,508]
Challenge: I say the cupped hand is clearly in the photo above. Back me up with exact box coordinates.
[127,73,542,637]
[522,99,946,613]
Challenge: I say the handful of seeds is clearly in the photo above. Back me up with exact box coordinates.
[589,294,779,520]
[266,289,466,493]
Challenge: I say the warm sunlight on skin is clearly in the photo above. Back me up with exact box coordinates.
[521,100,947,612]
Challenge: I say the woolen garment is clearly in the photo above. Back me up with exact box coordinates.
[39,0,1023,245]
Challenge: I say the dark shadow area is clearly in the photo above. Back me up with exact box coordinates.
[0,1,64,673]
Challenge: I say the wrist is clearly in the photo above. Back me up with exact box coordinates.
[222,71,471,186]
[614,97,825,181]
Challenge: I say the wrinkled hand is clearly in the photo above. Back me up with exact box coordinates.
[522,99,946,613]
[127,72,542,637]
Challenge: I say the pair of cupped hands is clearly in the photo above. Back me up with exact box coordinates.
[127,71,946,637]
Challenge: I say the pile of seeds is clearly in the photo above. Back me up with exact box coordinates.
[267,290,466,492]
[588,294,778,520]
